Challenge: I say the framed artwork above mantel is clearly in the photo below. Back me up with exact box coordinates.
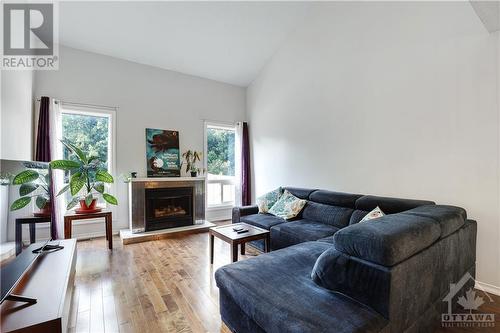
[146,128,181,177]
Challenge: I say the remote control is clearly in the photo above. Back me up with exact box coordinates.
[237,229,249,234]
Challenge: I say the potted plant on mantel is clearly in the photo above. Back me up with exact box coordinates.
[50,140,118,213]
[9,169,52,217]
[182,150,202,177]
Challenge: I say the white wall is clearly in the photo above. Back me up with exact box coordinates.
[34,46,246,236]
[247,2,500,290]
[1,70,34,160]
[497,30,500,292]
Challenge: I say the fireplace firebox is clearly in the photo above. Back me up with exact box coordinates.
[145,187,194,231]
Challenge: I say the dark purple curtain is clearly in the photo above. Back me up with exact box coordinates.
[35,97,51,162]
[241,122,251,206]
[35,96,58,239]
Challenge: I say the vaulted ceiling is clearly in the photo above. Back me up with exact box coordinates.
[59,1,311,87]
[470,0,500,32]
[59,2,497,88]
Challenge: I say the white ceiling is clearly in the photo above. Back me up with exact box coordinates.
[59,1,311,87]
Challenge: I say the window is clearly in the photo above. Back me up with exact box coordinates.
[58,105,115,207]
[205,123,236,207]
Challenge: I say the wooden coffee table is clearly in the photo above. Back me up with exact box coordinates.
[209,222,270,263]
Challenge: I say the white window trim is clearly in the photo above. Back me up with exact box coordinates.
[58,103,117,212]
[203,120,237,210]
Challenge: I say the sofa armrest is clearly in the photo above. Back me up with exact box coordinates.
[232,205,259,223]
[311,247,391,318]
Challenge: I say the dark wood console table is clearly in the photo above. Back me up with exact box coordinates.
[0,239,77,333]
[64,210,113,250]
[15,216,51,255]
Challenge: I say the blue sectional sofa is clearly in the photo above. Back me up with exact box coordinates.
[216,187,477,333]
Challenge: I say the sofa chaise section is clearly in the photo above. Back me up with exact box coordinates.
[215,241,389,333]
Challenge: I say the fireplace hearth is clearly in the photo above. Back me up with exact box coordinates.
[145,187,193,231]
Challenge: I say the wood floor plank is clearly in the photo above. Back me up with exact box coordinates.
[103,294,120,333]
[68,221,499,333]
[89,284,105,333]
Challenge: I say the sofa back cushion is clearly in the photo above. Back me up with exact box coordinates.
[282,187,316,199]
[334,213,441,266]
[349,210,370,224]
[302,202,354,228]
[401,205,466,238]
[355,195,435,214]
[302,190,361,228]
[309,190,362,208]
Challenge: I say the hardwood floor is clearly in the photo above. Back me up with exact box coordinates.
[69,227,500,333]
[68,222,259,333]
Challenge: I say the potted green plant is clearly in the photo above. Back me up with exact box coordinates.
[181,150,202,177]
[9,169,51,217]
[49,140,118,213]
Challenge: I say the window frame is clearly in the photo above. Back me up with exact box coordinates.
[58,103,117,209]
[203,120,237,210]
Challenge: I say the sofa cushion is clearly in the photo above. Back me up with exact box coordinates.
[268,190,307,220]
[282,187,316,199]
[302,201,354,228]
[240,213,285,230]
[271,219,339,250]
[333,213,441,266]
[215,242,388,333]
[355,195,435,214]
[359,206,385,223]
[256,187,282,213]
[349,210,370,225]
[308,190,362,208]
[402,205,466,238]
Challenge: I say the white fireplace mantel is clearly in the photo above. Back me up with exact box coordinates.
[128,177,206,234]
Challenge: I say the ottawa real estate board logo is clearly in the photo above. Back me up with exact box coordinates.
[442,272,495,328]
[1,2,59,70]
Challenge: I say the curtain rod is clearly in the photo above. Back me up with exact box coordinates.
[36,97,118,110]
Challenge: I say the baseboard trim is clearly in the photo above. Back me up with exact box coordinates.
[475,280,500,296]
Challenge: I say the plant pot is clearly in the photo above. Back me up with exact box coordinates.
[190,171,198,177]
[76,199,102,214]
[34,202,52,217]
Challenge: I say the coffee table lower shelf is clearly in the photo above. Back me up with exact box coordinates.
[209,222,270,263]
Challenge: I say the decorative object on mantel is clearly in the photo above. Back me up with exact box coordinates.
[181,150,202,177]
[9,162,52,217]
[146,128,180,177]
[50,140,118,214]
[119,172,136,183]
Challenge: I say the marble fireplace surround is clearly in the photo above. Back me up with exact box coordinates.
[128,177,206,234]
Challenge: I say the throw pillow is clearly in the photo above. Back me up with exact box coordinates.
[256,187,283,213]
[268,190,307,220]
[360,206,385,223]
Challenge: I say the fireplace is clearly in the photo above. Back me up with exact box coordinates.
[145,187,194,231]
